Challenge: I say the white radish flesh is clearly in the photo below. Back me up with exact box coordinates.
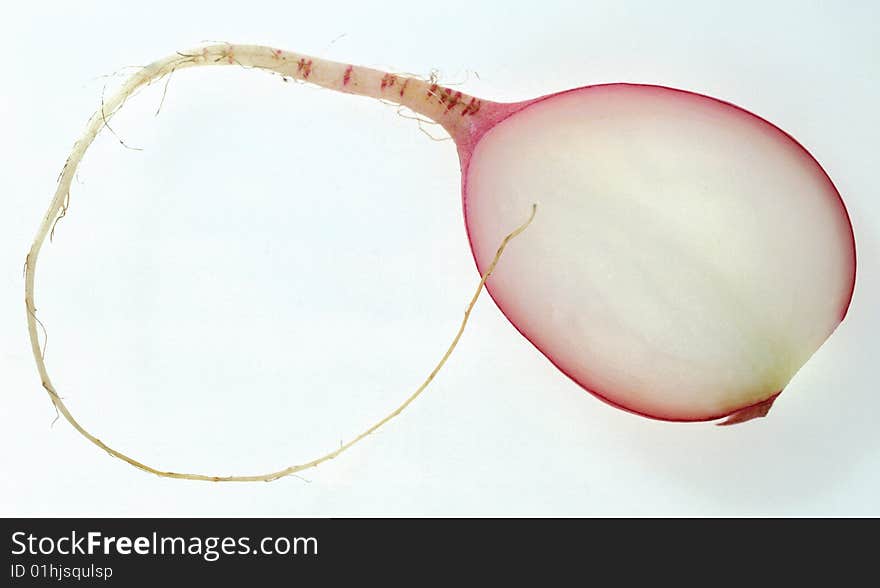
[463,84,855,421]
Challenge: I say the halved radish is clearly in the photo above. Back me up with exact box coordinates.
[459,84,856,423]
[26,45,856,482]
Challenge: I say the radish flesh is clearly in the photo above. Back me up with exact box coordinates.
[25,44,856,481]
[463,84,855,422]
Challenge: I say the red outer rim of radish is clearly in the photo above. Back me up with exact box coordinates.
[457,82,857,423]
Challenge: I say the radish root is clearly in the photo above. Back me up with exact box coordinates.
[24,44,534,482]
[28,204,535,482]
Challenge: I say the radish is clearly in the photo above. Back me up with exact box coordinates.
[25,44,856,481]
[465,84,855,424]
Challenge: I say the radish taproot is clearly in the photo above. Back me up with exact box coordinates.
[25,44,856,481]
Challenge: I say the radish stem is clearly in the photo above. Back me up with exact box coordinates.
[25,49,535,481]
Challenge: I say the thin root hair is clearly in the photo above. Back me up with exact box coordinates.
[154,67,176,116]
[28,307,49,361]
[49,191,71,242]
[100,87,143,151]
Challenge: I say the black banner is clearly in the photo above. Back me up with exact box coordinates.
[0,518,868,584]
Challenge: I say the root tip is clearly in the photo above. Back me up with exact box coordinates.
[716,392,781,426]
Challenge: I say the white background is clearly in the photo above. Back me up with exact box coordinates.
[1,1,877,516]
